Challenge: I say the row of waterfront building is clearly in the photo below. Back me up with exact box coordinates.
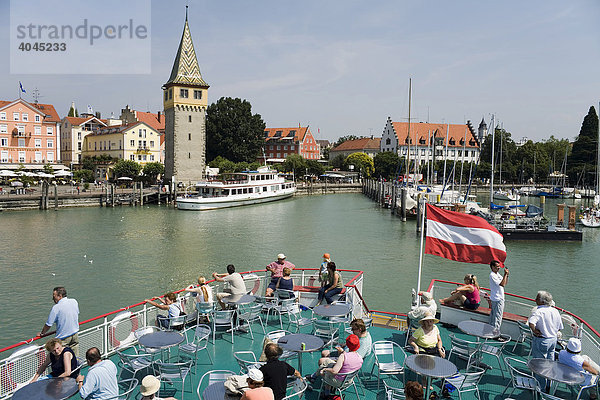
[0,10,485,184]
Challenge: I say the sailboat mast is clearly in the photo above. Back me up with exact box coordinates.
[489,115,496,207]
[407,78,412,184]
[458,125,467,198]
[597,102,600,197]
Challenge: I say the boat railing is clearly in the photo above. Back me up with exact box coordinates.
[0,267,365,399]
[429,279,600,359]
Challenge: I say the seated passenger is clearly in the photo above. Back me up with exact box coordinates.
[439,274,481,310]
[405,381,424,400]
[30,338,79,383]
[213,264,246,309]
[145,292,184,329]
[407,291,437,326]
[316,262,344,306]
[274,267,294,297]
[308,319,372,382]
[319,334,363,393]
[259,343,302,400]
[140,375,177,400]
[408,313,445,358]
[184,276,214,304]
[558,338,599,391]
[241,369,274,400]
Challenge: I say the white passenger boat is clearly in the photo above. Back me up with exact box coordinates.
[176,166,296,210]
[493,189,520,201]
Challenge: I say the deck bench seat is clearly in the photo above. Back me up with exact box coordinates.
[292,285,346,295]
[440,302,527,322]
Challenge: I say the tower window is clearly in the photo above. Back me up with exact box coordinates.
[188,133,191,140]
[188,115,192,122]
[164,91,168,101]
[188,152,191,159]
[180,89,189,98]
[194,90,202,99]
[169,89,173,99]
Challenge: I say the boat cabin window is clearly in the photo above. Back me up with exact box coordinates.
[263,187,267,192]
[222,189,229,196]
[243,188,248,194]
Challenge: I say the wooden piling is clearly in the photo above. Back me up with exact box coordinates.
[401,188,407,221]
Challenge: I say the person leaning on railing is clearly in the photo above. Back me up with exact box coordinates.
[40,286,80,357]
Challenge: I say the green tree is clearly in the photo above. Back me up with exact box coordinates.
[142,162,164,183]
[374,151,401,179]
[68,105,76,117]
[112,159,141,179]
[206,97,266,163]
[43,163,54,174]
[333,135,361,148]
[73,169,94,183]
[345,152,374,178]
[330,154,345,169]
[569,106,598,186]
[281,154,306,177]
[81,156,95,171]
[306,159,325,176]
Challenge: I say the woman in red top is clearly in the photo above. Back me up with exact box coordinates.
[440,274,481,310]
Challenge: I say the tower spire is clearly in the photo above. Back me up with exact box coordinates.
[165,10,208,87]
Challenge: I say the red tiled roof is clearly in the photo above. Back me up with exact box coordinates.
[264,127,310,143]
[332,137,381,152]
[31,103,60,123]
[135,111,165,132]
[64,116,107,126]
[391,122,478,148]
[92,122,141,135]
[0,99,61,123]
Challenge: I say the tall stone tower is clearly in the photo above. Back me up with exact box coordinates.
[478,117,488,145]
[163,8,209,184]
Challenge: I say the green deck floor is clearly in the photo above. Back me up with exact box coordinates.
[77,311,586,400]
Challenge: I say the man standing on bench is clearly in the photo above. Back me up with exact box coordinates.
[489,260,509,339]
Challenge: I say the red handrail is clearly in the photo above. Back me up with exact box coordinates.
[0,268,359,354]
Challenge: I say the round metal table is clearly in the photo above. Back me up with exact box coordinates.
[138,330,184,349]
[222,293,256,306]
[458,320,499,339]
[12,377,79,400]
[528,358,586,386]
[202,382,239,400]
[313,304,351,318]
[278,333,325,374]
[405,354,458,400]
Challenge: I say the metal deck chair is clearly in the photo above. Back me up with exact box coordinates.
[154,359,193,399]
[502,356,539,399]
[312,319,339,349]
[266,330,298,362]
[179,324,212,374]
[237,303,265,339]
[383,380,406,400]
[233,350,264,373]
[370,340,407,389]
[116,348,153,378]
[285,302,314,332]
[197,369,235,400]
[447,333,482,371]
[479,334,510,379]
[512,320,533,356]
[282,377,308,400]
[211,309,235,343]
[105,378,138,400]
[442,366,486,400]
[319,369,362,400]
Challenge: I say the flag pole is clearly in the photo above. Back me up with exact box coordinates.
[416,198,426,296]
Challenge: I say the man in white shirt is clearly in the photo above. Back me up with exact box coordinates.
[488,260,509,334]
[213,264,246,309]
[528,290,563,389]
[77,347,118,399]
[40,287,80,356]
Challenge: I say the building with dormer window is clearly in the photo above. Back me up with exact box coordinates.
[261,126,320,162]
[0,99,60,166]
[380,117,480,164]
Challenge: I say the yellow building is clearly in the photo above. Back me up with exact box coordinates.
[82,121,161,165]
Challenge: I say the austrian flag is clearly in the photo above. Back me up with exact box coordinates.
[425,204,507,265]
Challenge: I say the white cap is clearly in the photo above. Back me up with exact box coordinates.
[247,368,264,381]
[277,253,286,260]
[567,338,582,353]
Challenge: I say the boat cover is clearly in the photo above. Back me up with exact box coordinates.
[526,204,544,217]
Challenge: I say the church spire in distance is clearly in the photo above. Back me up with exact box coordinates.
[165,6,208,87]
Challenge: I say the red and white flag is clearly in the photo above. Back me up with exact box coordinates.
[425,204,506,265]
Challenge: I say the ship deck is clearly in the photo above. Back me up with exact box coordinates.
[87,311,582,400]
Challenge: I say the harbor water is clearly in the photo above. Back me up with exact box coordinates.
[1,193,599,351]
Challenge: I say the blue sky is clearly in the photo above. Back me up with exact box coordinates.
[1,0,600,143]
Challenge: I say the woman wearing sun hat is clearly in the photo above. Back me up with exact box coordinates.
[241,368,274,400]
[320,334,363,389]
[408,312,445,358]
[140,375,177,400]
